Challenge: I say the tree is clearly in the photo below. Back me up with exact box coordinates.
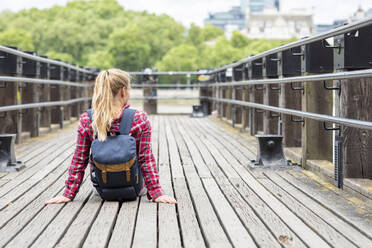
[155,44,199,71]
[231,31,250,48]
[0,29,34,50]
[202,24,224,41]
[108,25,151,71]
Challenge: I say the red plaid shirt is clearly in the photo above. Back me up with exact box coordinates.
[63,104,164,201]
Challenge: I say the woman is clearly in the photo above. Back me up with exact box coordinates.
[44,68,177,204]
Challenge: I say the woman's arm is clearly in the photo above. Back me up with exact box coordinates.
[45,113,92,204]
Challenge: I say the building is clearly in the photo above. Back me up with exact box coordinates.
[244,8,314,39]
[204,0,281,33]
[204,6,245,31]
[248,0,280,13]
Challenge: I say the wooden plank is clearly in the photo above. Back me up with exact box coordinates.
[281,171,372,238]
[107,200,140,248]
[188,117,306,248]
[201,178,257,248]
[54,194,103,248]
[189,118,330,247]
[0,139,74,196]
[6,178,90,248]
[131,114,159,248]
[158,116,182,248]
[198,118,257,160]
[0,162,67,229]
[0,134,74,188]
[29,179,91,248]
[261,172,357,248]
[170,117,232,247]
[166,117,206,248]
[131,197,157,248]
[0,143,74,209]
[82,201,120,248]
[265,171,372,247]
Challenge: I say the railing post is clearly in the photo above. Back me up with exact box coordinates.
[263,56,279,134]
[241,63,249,132]
[250,60,264,135]
[301,41,334,166]
[21,51,39,137]
[15,51,23,144]
[233,65,243,128]
[0,47,20,142]
[334,27,372,179]
[39,56,51,132]
[279,48,302,147]
[143,69,157,114]
[63,65,71,122]
[50,62,62,126]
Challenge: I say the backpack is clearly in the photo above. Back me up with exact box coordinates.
[86,108,143,201]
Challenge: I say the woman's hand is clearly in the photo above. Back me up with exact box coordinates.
[154,195,177,204]
[44,195,71,205]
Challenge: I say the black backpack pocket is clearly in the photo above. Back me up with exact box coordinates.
[99,186,137,201]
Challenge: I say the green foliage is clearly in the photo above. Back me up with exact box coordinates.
[0,29,34,50]
[45,51,74,63]
[0,0,296,71]
[155,44,199,71]
[202,24,224,41]
[231,31,249,48]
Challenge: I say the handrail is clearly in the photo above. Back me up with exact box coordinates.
[131,96,200,100]
[210,16,372,73]
[208,68,372,87]
[131,83,202,88]
[128,71,201,75]
[0,76,94,87]
[0,97,91,112]
[205,97,372,131]
[0,45,92,74]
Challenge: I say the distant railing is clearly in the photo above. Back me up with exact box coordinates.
[0,45,99,143]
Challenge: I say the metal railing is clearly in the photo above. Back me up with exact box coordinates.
[0,46,99,144]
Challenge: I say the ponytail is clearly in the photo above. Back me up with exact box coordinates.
[91,69,130,141]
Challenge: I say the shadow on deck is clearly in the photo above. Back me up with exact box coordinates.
[0,115,372,248]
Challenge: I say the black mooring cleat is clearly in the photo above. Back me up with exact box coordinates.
[0,134,25,172]
[249,135,300,170]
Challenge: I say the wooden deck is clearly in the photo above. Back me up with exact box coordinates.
[1,115,372,248]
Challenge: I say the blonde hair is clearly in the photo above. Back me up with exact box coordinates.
[91,68,131,141]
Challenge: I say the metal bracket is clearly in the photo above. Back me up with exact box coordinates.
[323,80,341,96]
[0,82,7,88]
[323,122,340,131]
[255,85,265,90]
[255,109,266,113]
[321,39,343,54]
[291,48,304,56]
[290,116,305,126]
[18,83,27,89]
[270,58,280,62]
[270,85,281,90]
[290,82,304,94]
[269,112,280,118]
[253,62,264,66]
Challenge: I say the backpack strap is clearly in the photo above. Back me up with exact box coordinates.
[118,108,136,135]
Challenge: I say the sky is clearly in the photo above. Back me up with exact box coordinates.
[0,0,372,26]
